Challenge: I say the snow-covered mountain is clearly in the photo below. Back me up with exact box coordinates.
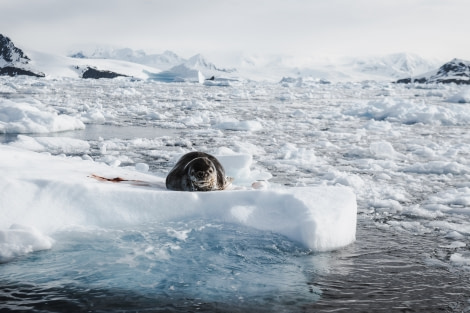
[25,50,160,79]
[0,34,45,77]
[184,54,235,74]
[71,48,237,82]
[344,53,441,79]
[0,34,457,83]
[229,52,441,82]
[0,34,30,67]
[71,48,185,71]
[396,58,470,85]
[146,53,237,82]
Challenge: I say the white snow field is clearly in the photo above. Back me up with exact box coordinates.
[1,75,470,311]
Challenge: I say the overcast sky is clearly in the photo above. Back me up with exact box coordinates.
[1,0,468,64]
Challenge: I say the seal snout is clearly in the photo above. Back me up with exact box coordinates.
[196,171,206,179]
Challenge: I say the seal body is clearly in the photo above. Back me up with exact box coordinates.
[166,152,231,191]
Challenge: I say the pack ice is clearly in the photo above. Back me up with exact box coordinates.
[0,145,357,262]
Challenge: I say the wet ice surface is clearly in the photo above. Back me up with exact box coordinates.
[1,77,470,312]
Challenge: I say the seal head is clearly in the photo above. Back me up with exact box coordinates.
[166,152,232,191]
[185,157,218,191]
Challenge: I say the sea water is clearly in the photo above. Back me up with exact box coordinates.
[1,77,470,312]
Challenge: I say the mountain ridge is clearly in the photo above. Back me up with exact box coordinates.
[396,58,470,85]
[1,33,465,83]
[0,34,45,77]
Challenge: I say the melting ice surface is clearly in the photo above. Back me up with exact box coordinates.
[1,76,470,311]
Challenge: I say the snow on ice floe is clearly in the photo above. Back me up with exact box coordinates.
[0,98,85,133]
[0,145,357,261]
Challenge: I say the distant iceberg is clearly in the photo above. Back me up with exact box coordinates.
[147,64,205,83]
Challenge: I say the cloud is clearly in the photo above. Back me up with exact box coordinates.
[1,0,469,61]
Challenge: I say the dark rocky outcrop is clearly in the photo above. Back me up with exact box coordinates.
[0,66,45,77]
[396,58,470,85]
[81,67,128,79]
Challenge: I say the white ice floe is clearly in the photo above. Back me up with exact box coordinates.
[213,117,263,131]
[450,253,470,267]
[0,145,357,261]
[0,98,85,133]
[446,87,470,103]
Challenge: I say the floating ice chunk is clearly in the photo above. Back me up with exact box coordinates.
[364,120,393,132]
[0,224,54,263]
[410,146,436,158]
[135,163,149,172]
[251,180,270,190]
[324,170,365,190]
[402,205,444,219]
[81,108,106,124]
[0,98,85,133]
[402,161,469,175]
[370,141,397,159]
[445,231,465,240]
[211,148,272,185]
[166,228,191,241]
[440,241,466,249]
[203,79,231,87]
[446,88,470,104]
[217,153,253,183]
[214,118,262,131]
[345,98,470,125]
[0,145,357,252]
[277,143,318,166]
[450,253,470,267]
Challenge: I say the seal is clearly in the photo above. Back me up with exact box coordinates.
[165,152,232,191]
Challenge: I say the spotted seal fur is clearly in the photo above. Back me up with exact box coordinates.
[165,152,232,191]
